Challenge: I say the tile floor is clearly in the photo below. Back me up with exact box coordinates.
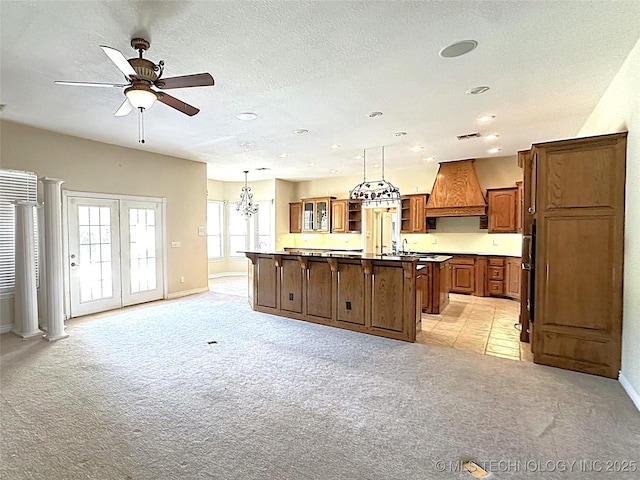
[418,293,533,362]
[209,275,532,362]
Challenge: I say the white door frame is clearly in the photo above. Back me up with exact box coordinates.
[62,190,167,319]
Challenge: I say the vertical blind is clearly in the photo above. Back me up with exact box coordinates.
[0,169,38,295]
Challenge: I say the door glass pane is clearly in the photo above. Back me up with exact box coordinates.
[303,202,314,230]
[316,201,328,230]
[78,205,114,303]
[129,208,157,293]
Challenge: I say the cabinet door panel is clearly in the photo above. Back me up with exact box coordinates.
[371,265,404,332]
[306,260,332,319]
[256,257,277,308]
[337,264,365,325]
[451,264,475,294]
[280,259,302,313]
[488,189,517,233]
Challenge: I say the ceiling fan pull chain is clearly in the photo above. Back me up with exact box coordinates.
[138,107,146,144]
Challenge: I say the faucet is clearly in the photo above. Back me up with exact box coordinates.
[402,238,408,254]
[258,241,267,251]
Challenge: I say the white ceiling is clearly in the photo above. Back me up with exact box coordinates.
[2,1,639,182]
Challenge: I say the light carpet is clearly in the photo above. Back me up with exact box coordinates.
[1,291,639,479]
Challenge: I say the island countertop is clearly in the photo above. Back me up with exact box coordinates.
[244,250,453,263]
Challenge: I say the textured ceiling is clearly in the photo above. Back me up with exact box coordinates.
[1,1,639,182]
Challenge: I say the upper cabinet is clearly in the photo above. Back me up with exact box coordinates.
[332,199,362,233]
[400,194,428,233]
[487,187,518,233]
[302,197,335,233]
[289,202,302,233]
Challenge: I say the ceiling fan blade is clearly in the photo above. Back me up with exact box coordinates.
[155,73,214,90]
[114,98,133,117]
[100,45,137,78]
[156,92,200,116]
[55,81,126,88]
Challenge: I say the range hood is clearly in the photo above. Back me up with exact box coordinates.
[426,159,487,217]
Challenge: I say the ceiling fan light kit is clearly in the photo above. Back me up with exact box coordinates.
[55,37,214,143]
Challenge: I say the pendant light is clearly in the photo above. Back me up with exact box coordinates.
[349,146,401,205]
[236,170,259,217]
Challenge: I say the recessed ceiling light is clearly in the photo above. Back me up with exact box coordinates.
[424,156,436,162]
[354,155,363,160]
[293,129,308,135]
[308,162,315,167]
[484,134,500,141]
[393,131,407,137]
[329,169,337,174]
[477,114,496,123]
[411,145,424,152]
[278,153,288,158]
[330,144,341,149]
[466,86,490,95]
[488,147,502,154]
[239,141,253,147]
[367,111,383,118]
[439,40,478,58]
[237,112,258,121]
[372,163,380,168]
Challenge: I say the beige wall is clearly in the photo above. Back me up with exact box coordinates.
[289,155,523,256]
[206,177,276,275]
[579,37,640,404]
[1,120,208,327]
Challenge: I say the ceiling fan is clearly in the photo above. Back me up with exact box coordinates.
[55,38,214,141]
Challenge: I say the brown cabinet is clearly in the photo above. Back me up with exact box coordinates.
[331,200,347,233]
[449,256,475,294]
[417,261,451,314]
[332,199,362,233]
[302,197,335,232]
[400,194,427,233]
[487,187,518,233]
[505,257,521,300]
[530,132,626,378]
[289,202,302,233]
[516,181,523,233]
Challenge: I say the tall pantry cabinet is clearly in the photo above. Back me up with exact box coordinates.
[525,132,626,379]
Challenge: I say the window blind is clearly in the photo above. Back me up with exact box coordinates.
[0,169,38,295]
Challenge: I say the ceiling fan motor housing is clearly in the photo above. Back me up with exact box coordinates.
[128,58,159,82]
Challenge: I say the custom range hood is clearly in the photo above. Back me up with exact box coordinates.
[426,159,487,217]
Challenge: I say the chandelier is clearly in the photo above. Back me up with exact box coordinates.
[236,170,259,217]
[349,146,401,205]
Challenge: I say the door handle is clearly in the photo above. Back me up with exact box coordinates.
[522,263,532,271]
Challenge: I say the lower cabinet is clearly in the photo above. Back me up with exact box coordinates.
[505,257,521,300]
[449,257,476,294]
[416,261,450,314]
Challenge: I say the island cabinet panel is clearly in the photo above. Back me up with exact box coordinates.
[256,257,277,308]
[246,253,422,343]
[306,260,332,319]
[337,263,365,325]
[280,259,302,313]
[371,266,405,332]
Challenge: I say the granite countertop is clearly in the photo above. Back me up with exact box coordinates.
[244,250,453,263]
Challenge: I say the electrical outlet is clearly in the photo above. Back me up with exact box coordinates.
[493,239,499,246]
[431,237,438,244]
[198,226,205,236]
[180,276,185,283]
[171,241,181,248]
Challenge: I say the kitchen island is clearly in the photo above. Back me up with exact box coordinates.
[244,251,451,342]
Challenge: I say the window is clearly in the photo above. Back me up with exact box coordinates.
[0,169,38,296]
[207,201,223,259]
[228,203,247,257]
[254,200,272,251]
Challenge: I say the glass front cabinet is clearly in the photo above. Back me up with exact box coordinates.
[301,197,335,233]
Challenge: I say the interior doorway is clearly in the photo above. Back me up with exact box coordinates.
[364,205,399,255]
[64,192,166,318]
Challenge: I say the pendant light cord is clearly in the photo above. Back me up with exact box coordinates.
[138,107,145,144]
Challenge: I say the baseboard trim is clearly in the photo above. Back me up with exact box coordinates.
[619,372,640,412]
[167,287,210,300]
[208,272,248,279]
[0,323,14,334]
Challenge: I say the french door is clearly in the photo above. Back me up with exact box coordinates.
[66,194,165,317]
